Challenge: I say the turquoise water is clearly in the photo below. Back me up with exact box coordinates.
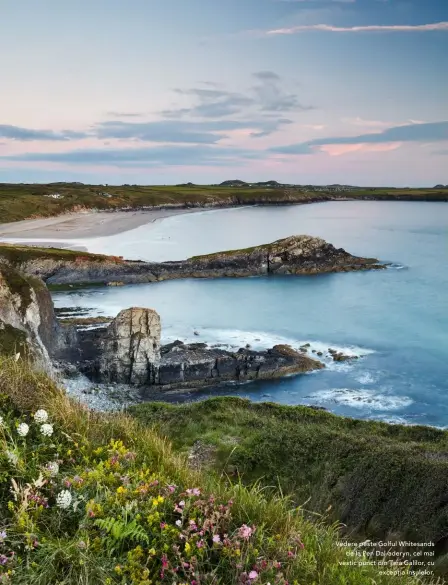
[52,201,448,426]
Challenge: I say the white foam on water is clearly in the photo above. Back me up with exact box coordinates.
[308,388,413,411]
[355,372,377,384]
[163,328,375,372]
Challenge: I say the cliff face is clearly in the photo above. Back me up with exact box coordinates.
[6,235,385,286]
[0,263,74,367]
[77,309,323,388]
[97,307,161,385]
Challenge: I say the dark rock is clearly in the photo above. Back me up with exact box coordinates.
[12,235,385,286]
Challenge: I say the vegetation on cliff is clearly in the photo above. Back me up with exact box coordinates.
[0,357,430,584]
[130,397,448,577]
[1,182,447,223]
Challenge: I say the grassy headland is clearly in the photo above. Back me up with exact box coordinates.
[0,182,447,223]
[0,356,432,584]
[130,397,448,576]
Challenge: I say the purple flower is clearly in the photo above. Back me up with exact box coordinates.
[186,487,201,496]
[0,531,6,542]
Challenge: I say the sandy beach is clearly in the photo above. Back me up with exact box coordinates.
[0,208,199,241]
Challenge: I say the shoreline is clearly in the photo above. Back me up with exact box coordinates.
[0,207,206,241]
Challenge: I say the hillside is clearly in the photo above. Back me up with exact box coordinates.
[130,397,448,578]
[0,182,447,223]
[0,356,431,584]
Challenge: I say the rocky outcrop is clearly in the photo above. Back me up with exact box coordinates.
[95,308,161,384]
[5,235,385,286]
[77,311,323,389]
[0,263,74,366]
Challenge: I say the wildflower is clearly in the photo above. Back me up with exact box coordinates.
[212,534,221,543]
[0,531,6,543]
[40,423,54,437]
[73,475,84,485]
[175,520,182,527]
[197,540,204,548]
[178,500,185,508]
[116,486,127,495]
[5,451,18,466]
[33,409,48,423]
[45,462,59,477]
[56,490,72,510]
[238,524,254,540]
[248,571,258,581]
[160,522,167,529]
[186,488,201,496]
[0,415,3,427]
[17,423,29,437]
[167,484,177,493]
[77,541,87,549]
[0,555,8,566]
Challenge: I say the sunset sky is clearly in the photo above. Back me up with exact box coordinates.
[1,0,447,186]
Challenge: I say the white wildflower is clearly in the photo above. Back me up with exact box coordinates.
[6,450,18,465]
[34,409,49,423]
[40,423,54,437]
[46,461,59,477]
[0,415,4,427]
[17,423,29,437]
[56,490,72,510]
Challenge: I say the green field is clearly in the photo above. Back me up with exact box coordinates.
[0,182,447,223]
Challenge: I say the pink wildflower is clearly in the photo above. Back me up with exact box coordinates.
[186,487,201,496]
[167,484,177,493]
[249,571,258,580]
[212,534,221,543]
[160,522,167,529]
[238,524,254,540]
[197,539,205,548]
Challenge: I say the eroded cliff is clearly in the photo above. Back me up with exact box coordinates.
[0,235,385,286]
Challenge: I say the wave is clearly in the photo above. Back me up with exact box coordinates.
[355,372,377,384]
[162,327,375,370]
[307,388,413,411]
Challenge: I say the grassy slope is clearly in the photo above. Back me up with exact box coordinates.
[1,183,448,223]
[0,357,432,585]
[0,243,118,264]
[129,397,448,572]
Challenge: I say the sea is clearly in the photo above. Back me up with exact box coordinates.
[50,201,448,427]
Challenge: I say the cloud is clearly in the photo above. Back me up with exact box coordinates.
[106,111,146,118]
[253,71,281,81]
[93,117,293,143]
[266,22,448,35]
[320,142,402,156]
[163,88,255,119]
[1,144,262,168]
[0,124,88,142]
[161,73,311,122]
[251,72,312,113]
[270,121,448,154]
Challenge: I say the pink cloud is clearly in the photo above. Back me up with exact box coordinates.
[319,142,403,156]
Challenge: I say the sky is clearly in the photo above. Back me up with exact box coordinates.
[0,0,447,186]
